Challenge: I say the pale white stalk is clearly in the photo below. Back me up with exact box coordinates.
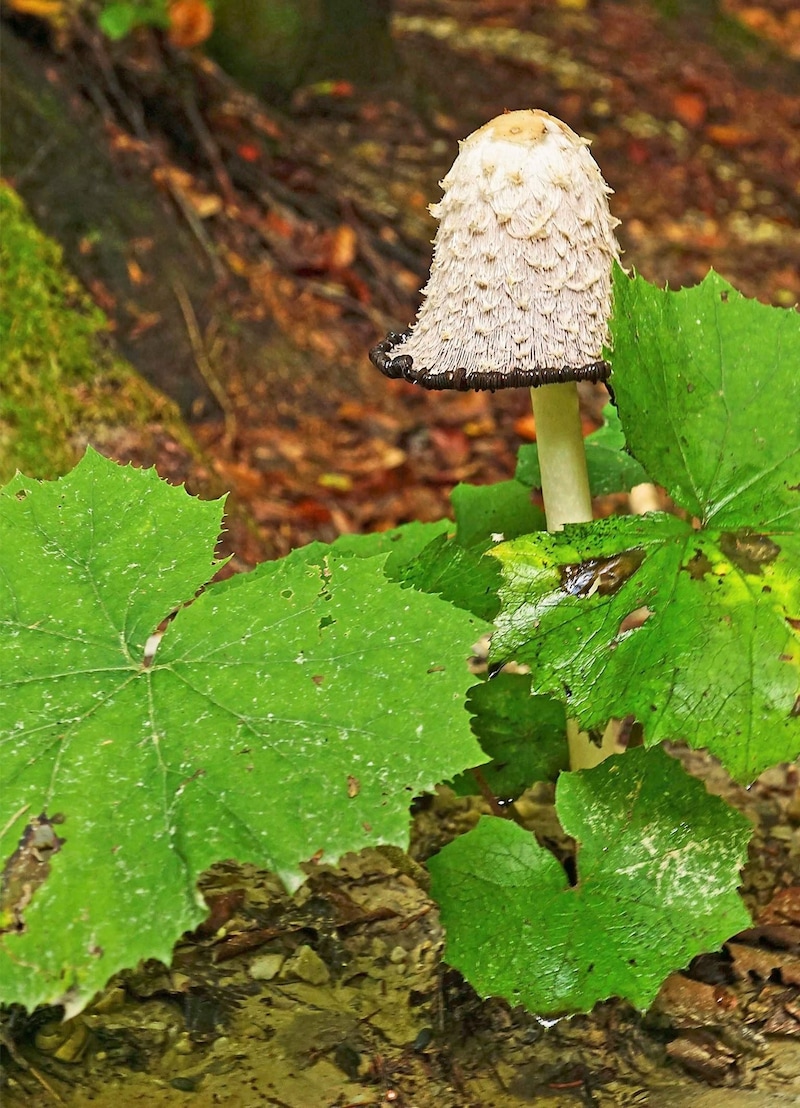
[567,718,621,771]
[529,382,592,530]
[530,382,620,770]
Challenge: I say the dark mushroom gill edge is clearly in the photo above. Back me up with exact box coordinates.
[370,331,611,393]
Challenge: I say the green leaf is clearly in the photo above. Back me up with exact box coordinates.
[611,268,800,528]
[389,480,544,623]
[331,519,453,574]
[429,746,752,1015]
[399,533,502,622]
[492,273,800,782]
[451,480,545,549]
[98,2,169,40]
[491,514,800,781]
[0,451,486,1013]
[516,404,648,496]
[450,675,568,798]
[226,520,453,595]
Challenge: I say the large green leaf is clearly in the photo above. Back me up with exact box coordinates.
[0,450,486,1013]
[236,519,454,587]
[400,533,501,622]
[429,747,752,1015]
[491,272,800,782]
[612,268,800,528]
[491,515,800,781]
[392,478,546,624]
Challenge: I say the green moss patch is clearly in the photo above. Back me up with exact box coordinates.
[0,184,180,480]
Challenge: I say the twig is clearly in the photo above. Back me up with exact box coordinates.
[179,85,236,207]
[171,280,236,444]
[165,181,226,280]
[13,136,58,187]
[0,1030,66,1105]
[75,24,149,143]
[469,767,507,819]
[302,278,385,327]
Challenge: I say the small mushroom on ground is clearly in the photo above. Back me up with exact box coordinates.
[371,108,622,767]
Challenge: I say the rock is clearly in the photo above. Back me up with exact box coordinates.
[250,953,286,981]
[290,945,330,985]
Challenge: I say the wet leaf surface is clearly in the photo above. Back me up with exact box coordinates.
[611,270,800,529]
[0,451,486,1013]
[429,747,752,1014]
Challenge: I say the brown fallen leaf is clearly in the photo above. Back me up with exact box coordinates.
[650,972,738,1028]
[726,941,800,986]
[759,886,800,927]
[327,224,358,271]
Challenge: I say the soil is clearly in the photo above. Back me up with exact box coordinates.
[1,1,800,1104]
[3,758,800,1106]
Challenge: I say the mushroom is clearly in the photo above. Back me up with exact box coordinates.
[370,108,622,767]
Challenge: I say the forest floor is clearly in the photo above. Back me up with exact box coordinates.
[2,1,800,1105]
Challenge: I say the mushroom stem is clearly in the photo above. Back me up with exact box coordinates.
[567,719,621,771]
[530,382,621,771]
[529,383,592,530]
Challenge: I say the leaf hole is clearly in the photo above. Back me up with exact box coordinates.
[617,606,653,636]
[560,549,645,598]
[1,813,66,936]
[562,853,578,887]
[281,588,293,599]
[719,531,780,575]
[14,489,29,501]
[142,631,163,667]
[318,615,336,631]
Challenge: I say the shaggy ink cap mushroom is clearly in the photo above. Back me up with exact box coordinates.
[370,109,620,391]
[372,111,623,771]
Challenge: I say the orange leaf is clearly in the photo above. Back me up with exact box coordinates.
[327,225,358,270]
[126,259,147,286]
[705,124,760,148]
[237,144,261,163]
[168,0,213,49]
[513,412,537,441]
[5,0,63,18]
[671,92,707,129]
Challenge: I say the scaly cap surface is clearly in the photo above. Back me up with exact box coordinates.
[371,109,621,391]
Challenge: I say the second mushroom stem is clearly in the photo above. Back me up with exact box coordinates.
[529,383,620,771]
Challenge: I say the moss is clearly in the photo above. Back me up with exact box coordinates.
[0,184,185,482]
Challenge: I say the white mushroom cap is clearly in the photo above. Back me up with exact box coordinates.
[371,110,620,390]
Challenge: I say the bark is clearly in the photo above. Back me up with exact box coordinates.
[1,27,222,416]
[208,0,398,99]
